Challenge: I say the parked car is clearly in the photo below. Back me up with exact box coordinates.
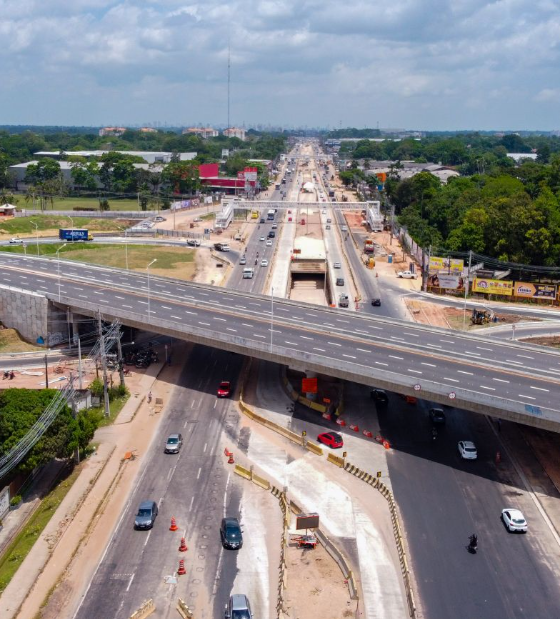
[220,517,243,549]
[370,389,388,405]
[430,408,446,425]
[217,381,231,398]
[165,433,183,454]
[458,440,477,460]
[225,594,252,619]
[371,298,381,307]
[502,508,528,533]
[397,270,418,279]
[317,432,344,449]
[134,500,158,530]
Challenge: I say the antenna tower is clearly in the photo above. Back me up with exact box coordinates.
[227,42,231,130]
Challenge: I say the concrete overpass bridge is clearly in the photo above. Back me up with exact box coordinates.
[1,254,560,431]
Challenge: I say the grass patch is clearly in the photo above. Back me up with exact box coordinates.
[16,196,142,212]
[90,392,130,427]
[0,466,80,595]
[0,243,196,280]
[0,329,43,353]
[200,212,216,221]
[0,214,133,237]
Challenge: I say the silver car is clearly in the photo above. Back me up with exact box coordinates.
[225,593,252,619]
[165,433,183,454]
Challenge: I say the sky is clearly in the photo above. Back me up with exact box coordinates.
[1,0,560,130]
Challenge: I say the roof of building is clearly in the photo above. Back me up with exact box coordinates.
[293,237,326,260]
[33,150,197,161]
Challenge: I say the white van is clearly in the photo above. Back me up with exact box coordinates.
[242,267,254,279]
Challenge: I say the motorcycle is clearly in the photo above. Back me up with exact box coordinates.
[468,534,478,554]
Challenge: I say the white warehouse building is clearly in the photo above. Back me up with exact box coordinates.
[215,204,234,229]
[366,201,383,232]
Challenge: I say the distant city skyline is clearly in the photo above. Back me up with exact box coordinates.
[2,1,560,130]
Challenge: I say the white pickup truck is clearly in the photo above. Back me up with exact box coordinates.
[397,270,418,279]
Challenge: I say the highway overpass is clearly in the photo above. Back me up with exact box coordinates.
[1,253,560,430]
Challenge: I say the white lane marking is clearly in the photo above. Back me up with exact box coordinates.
[167,467,173,481]
[115,295,124,299]
[143,531,151,547]
[506,359,523,365]
[199,292,209,296]
[171,315,182,320]
[236,305,247,309]
[328,342,342,347]
[408,369,422,374]
[285,341,297,346]
[313,348,326,352]
[300,336,313,340]
[440,339,455,344]
[443,377,459,383]
[189,496,195,512]
[98,299,109,303]
[375,361,388,366]
[123,304,133,309]
[476,346,493,351]
[342,354,356,359]
[197,467,202,480]
[430,344,442,349]
[183,420,188,428]
[519,394,536,400]
[199,322,211,326]
[403,332,419,337]
[480,386,496,391]
[242,323,253,327]
[137,300,148,305]
[226,328,237,332]
[93,291,103,295]
[422,362,436,367]
[306,312,318,317]
[161,305,172,310]
[391,337,404,341]
[493,378,510,383]
[324,323,335,327]
[213,400,217,409]
[214,317,227,322]
[203,443,207,453]
[185,310,197,315]
[389,355,403,360]
[254,334,266,338]
[530,386,549,392]
[357,348,370,353]
[79,294,87,298]
[457,370,473,375]
[126,573,135,592]
[337,320,349,324]
[517,354,534,360]
[249,302,261,307]
[36,279,45,283]
[465,351,481,356]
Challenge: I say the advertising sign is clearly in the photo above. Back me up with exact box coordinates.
[429,256,464,274]
[428,274,465,290]
[514,282,557,299]
[243,167,258,182]
[473,278,513,296]
[295,513,320,530]
[302,377,318,394]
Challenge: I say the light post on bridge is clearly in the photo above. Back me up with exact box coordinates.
[67,215,75,242]
[30,220,39,255]
[56,243,67,302]
[147,259,157,317]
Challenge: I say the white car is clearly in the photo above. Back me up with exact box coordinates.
[266,240,272,246]
[458,441,477,460]
[193,217,202,222]
[9,238,22,244]
[502,509,528,533]
[272,223,278,229]
[333,262,341,269]
[322,209,327,214]
[260,236,265,242]
[397,270,418,279]
[260,259,269,267]
[341,225,348,232]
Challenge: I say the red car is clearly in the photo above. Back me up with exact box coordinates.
[217,381,231,398]
[317,432,344,449]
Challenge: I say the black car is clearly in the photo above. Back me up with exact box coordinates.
[220,517,243,549]
[371,298,381,307]
[430,408,446,425]
[370,389,388,405]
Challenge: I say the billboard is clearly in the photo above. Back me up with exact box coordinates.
[428,274,465,290]
[473,278,513,296]
[514,282,557,299]
[295,513,320,530]
[429,256,464,274]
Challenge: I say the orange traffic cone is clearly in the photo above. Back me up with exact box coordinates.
[179,537,188,552]
[224,447,231,457]
[170,516,178,531]
[228,453,235,464]
[177,559,186,575]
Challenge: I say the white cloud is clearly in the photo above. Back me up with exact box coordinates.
[0,0,559,128]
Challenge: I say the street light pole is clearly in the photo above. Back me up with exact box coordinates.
[30,220,39,255]
[68,216,75,242]
[56,243,67,302]
[147,259,157,316]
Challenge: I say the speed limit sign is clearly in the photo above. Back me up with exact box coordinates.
[449,392,456,400]
[414,384,421,391]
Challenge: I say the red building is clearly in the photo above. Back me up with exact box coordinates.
[198,164,258,193]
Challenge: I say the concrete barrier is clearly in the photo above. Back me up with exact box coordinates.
[129,598,155,619]
[252,472,271,490]
[314,529,359,600]
[176,598,194,619]
[234,464,252,480]
[305,441,324,456]
[327,453,345,468]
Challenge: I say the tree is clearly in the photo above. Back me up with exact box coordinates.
[161,161,200,194]
[24,158,61,185]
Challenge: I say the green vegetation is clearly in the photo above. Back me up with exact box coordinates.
[18,196,141,211]
[88,379,130,426]
[0,214,128,236]
[0,466,80,595]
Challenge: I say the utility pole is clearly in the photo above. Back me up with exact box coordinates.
[116,332,126,388]
[98,313,111,418]
[463,250,472,330]
[77,337,83,390]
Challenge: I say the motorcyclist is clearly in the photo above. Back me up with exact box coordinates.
[431,426,438,440]
[469,534,478,549]
[255,259,258,265]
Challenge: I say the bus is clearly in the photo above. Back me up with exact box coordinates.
[267,209,275,221]
[251,210,259,219]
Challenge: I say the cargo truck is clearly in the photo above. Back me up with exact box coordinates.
[214,242,230,252]
[58,228,93,241]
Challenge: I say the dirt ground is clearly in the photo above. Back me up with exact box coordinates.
[525,336,560,349]
[283,539,355,619]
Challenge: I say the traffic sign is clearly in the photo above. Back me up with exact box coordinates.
[413,384,421,391]
[449,392,456,400]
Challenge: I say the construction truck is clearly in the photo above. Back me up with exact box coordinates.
[470,308,495,325]
[364,239,374,254]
